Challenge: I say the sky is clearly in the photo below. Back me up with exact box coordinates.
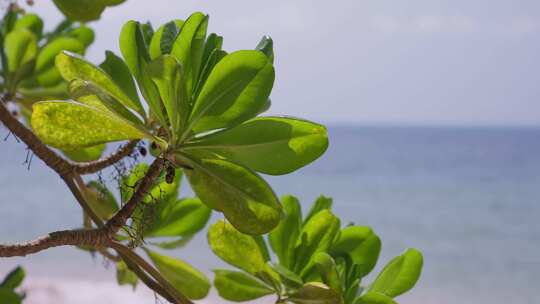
[21,0,540,126]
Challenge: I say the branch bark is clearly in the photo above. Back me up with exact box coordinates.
[0,156,165,256]
[0,229,111,257]
[73,139,139,174]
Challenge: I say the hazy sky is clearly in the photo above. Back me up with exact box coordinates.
[24,0,540,126]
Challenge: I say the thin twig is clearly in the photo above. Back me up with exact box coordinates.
[111,242,193,304]
[73,140,140,174]
[118,251,176,303]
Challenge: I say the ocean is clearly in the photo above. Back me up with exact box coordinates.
[1,126,539,304]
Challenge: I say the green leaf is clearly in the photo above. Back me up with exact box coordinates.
[37,38,85,72]
[287,282,341,304]
[62,144,105,162]
[149,236,193,250]
[1,9,17,36]
[269,195,302,268]
[254,235,271,262]
[4,29,37,73]
[207,220,269,275]
[35,37,85,87]
[120,20,165,124]
[312,252,342,294]
[304,195,333,225]
[0,266,25,289]
[269,263,303,289]
[120,163,182,205]
[146,55,188,136]
[85,181,119,220]
[193,48,227,100]
[31,101,147,149]
[68,25,95,47]
[145,197,211,238]
[0,287,21,304]
[256,35,274,63]
[99,50,141,110]
[140,22,154,45]
[292,209,340,274]
[213,269,274,302]
[149,20,184,59]
[192,33,223,99]
[186,116,328,175]
[14,14,43,37]
[68,79,145,128]
[18,82,68,99]
[330,226,381,278]
[160,21,181,55]
[56,51,144,115]
[146,249,210,300]
[116,260,138,289]
[369,248,423,297]
[171,12,208,96]
[353,292,397,304]
[52,0,125,22]
[188,50,274,134]
[183,156,281,234]
[201,33,223,69]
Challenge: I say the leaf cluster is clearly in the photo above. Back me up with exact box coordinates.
[0,10,94,97]
[30,12,329,235]
[208,196,423,304]
[0,9,103,161]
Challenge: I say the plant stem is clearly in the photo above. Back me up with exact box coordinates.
[111,242,193,304]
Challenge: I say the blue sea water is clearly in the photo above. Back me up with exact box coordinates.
[0,126,539,304]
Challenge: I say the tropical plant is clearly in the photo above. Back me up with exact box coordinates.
[0,266,25,303]
[208,195,423,304]
[30,11,328,234]
[0,9,330,304]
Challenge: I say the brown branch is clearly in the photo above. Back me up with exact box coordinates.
[0,156,165,256]
[0,229,111,257]
[0,99,73,177]
[112,242,193,304]
[73,140,139,174]
[97,248,121,262]
[118,252,176,303]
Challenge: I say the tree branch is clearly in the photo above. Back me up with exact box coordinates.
[112,242,193,304]
[0,99,73,177]
[118,252,176,303]
[106,157,166,234]
[73,140,139,174]
[0,229,111,257]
